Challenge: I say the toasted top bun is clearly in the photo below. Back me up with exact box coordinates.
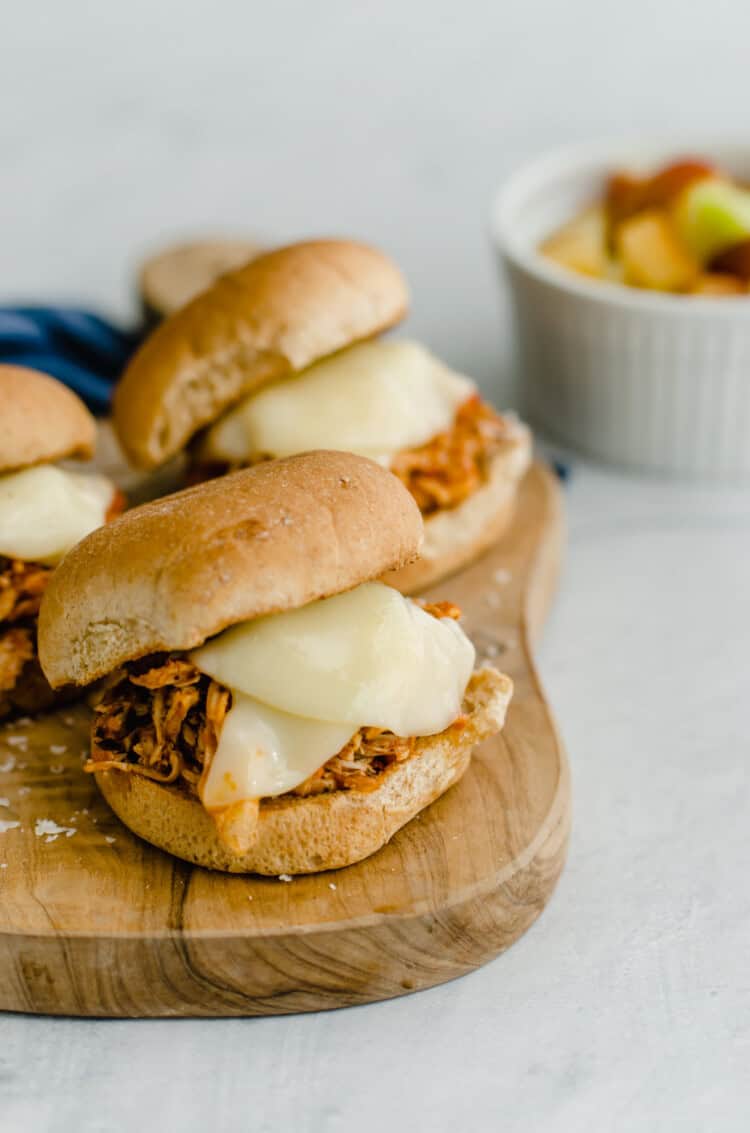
[138,237,264,319]
[114,239,409,470]
[38,450,423,689]
[0,365,96,473]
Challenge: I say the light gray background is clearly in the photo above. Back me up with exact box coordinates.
[2,2,749,1130]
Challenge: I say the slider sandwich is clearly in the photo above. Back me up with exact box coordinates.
[38,451,513,874]
[0,366,123,719]
[114,239,531,593]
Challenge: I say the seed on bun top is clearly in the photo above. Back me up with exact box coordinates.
[38,450,423,689]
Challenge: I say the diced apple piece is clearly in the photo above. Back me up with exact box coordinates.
[643,159,715,209]
[616,209,699,292]
[673,179,750,261]
[605,161,715,244]
[710,238,750,280]
[541,206,609,279]
[605,172,645,231]
[690,272,745,296]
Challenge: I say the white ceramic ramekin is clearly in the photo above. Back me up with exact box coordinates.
[491,141,750,480]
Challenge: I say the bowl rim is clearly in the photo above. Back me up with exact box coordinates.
[490,137,750,317]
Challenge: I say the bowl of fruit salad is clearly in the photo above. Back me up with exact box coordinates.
[492,142,750,479]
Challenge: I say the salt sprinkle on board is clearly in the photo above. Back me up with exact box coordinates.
[0,820,21,834]
[34,818,76,841]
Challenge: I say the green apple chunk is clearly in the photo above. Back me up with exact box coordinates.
[674,179,750,262]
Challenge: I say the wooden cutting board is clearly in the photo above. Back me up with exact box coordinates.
[0,460,569,1017]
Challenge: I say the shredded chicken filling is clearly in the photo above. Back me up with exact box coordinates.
[0,488,125,719]
[86,601,463,806]
[390,395,512,516]
[191,397,512,516]
[0,557,54,717]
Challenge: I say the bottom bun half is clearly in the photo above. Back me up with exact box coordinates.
[95,667,513,875]
[383,428,532,594]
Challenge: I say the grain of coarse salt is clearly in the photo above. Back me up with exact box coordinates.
[49,745,67,756]
[493,568,512,585]
[104,836,116,844]
[0,756,15,773]
[34,818,76,841]
[17,786,30,797]
[5,735,27,749]
[329,882,337,891]
[0,798,9,808]
[278,874,293,883]
[0,819,20,834]
[49,764,65,775]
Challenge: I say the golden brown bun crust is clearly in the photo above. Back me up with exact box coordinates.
[115,239,410,469]
[94,667,512,874]
[0,366,96,472]
[138,238,264,320]
[383,424,532,593]
[38,451,423,689]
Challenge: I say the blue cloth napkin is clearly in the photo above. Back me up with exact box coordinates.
[0,306,140,414]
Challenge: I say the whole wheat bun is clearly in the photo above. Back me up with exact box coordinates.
[0,365,96,473]
[384,423,533,594]
[38,450,423,690]
[115,239,409,470]
[94,667,512,874]
[138,237,264,321]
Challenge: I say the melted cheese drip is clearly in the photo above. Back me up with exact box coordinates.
[0,464,115,565]
[191,582,475,805]
[201,339,475,464]
[200,694,353,809]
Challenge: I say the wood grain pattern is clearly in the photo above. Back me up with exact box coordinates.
[0,461,569,1017]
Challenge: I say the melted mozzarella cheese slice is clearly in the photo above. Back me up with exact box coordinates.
[191,581,475,739]
[0,464,114,565]
[201,339,476,464]
[200,692,353,808]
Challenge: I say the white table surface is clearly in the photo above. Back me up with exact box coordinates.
[2,2,750,1127]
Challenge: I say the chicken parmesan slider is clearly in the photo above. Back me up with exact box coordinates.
[38,451,512,873]
[0,366,123,718]
[113,239,530,592]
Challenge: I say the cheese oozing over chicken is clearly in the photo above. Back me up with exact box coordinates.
[190,582,475,810]
[201,339,476,465]
[0,464,115,566]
